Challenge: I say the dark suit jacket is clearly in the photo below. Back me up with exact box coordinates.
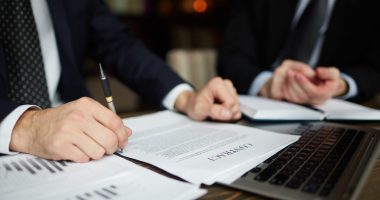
[0,0,184,120]
[217,0,380,102]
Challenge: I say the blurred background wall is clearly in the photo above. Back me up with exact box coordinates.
[85,0,380,113]
[85,0,230,113]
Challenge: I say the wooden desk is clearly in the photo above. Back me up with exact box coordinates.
[121,112,380,200]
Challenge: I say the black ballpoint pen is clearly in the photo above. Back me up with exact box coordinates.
[99,63,116,113]
[99,63,123,152]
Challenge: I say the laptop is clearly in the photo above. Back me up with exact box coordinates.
[225,122,380,200]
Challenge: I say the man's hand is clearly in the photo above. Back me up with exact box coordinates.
[10,97,132,163]
[282,67,348,105]
[174,77,241,121]
[260,60,315,99]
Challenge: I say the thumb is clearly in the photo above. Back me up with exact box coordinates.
[209,104,232,121]
[297,66,316,79]
[316,67,340,80]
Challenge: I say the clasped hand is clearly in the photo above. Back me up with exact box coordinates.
[260,60,348,105]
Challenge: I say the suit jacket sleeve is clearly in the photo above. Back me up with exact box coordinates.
[217,0,266,94]
[0,48,21,120]
[0,100,20,121]
[86,0,185,105]
[218,0,380,100]
[339,1,380,102]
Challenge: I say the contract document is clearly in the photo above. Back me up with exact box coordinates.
[0,154,206,200]
[120,111,300,185]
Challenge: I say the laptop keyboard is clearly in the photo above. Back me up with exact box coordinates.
[248,124,364,197]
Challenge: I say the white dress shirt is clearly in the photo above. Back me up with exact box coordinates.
[248,0,358,99]
[0,0,192,154]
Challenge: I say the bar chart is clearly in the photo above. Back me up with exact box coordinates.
[0,154,206,200]
[74,185,119,200]
[2,157,68,175]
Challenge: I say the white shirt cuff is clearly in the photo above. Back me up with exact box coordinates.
[162,83,194,110]
[0,105,40,154]
[338,73,358,100]
[248,71,273,95]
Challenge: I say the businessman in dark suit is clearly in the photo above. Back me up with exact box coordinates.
[218,0,380,105]
[0,0,241,162]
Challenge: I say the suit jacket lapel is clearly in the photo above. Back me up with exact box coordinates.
[47,0,91,101]
[46,0,76,71]
[265,0,298,65]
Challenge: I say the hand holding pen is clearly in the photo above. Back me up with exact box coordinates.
[99,63,126,152]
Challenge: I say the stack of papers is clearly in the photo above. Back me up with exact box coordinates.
[0,154,206,200]
[120,111,299,185]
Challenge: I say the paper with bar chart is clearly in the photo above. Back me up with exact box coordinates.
[0,154,206,200]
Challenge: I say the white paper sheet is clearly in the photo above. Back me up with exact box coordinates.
[316,99,380,120]
[216,145,288,184]
[0,154,206,200]
[239,95,324,121]
[239,95,380,121]
[121,111,299,185]
[37,165,206,200]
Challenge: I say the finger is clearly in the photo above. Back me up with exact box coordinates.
[193,100,212,121]
[209,104,233,120]
[283,71,301,103]
[223,79,237,94]
[208,77,236,108]
[71,128,108,159]
[123,126,132,146]
[290,61,315,78]
[288,72,309,103]
[233,111,242,120]
[282,85,291,101]
[81,119,120,154]
[61,145,90,163]
[222,79,240,113]
[79,98,128,147]
[281,60,315,78]
[223,79,238,100]
[286,79,302,103]
[281,76,291,101]
[230,103,241,120]
[271,68,286,99]
[316,67,340,80]
[281,70,296,102]
[295,72,321,100]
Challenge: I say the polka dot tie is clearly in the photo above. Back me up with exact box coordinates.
[0,0,51,108]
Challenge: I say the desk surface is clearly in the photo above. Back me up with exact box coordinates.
[121,112,380,200]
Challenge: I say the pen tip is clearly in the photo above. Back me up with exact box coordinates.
[99,63,105,79]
